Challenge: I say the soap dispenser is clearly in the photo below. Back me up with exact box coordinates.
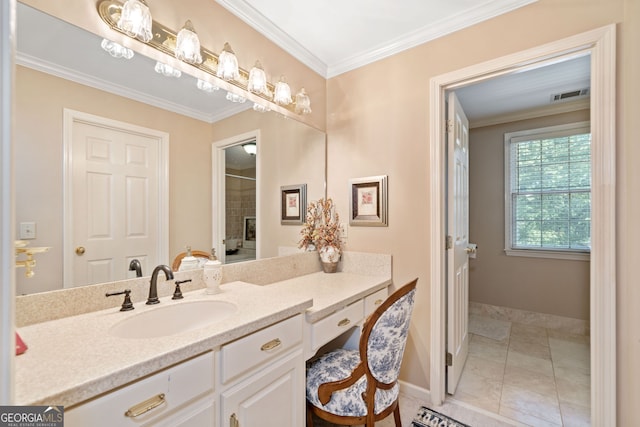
[203,248,222,294]
[179,246,198,271]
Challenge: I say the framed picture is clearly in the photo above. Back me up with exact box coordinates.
[280,184,307,225]
[349,175,388,226]
[243,216,256,249]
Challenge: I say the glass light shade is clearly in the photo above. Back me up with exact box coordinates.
[101,39,134,59]
[295,88,312,114]
[273,77,292,106]
[217,43,239,81]
[252,103,270,113]
[154,61,181,78]
[243,143,257,155]
[117,0,153,43]
[225,91,246,103]
[175,20,202,64]
[247,61,268,95]
[197,79,219,93]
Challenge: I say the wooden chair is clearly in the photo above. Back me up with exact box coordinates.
[306,279,418,426]
[171,250,212,271]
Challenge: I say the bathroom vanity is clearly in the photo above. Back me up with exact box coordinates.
[14,252,391,426]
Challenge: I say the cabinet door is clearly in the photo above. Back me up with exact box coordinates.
[221,349,304,427]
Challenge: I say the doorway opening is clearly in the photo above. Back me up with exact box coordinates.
[429,25,616,426]
[212,130,261,264]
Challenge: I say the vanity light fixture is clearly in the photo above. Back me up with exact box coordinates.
[117,0,153,42]
[197,79,219,93]
[217,42,240,81]
[242,142,257,155]
[274,76,292,106]
[154,61,182,78]
[100,39,134,59]
[295,88,312,114]
[252,103,271,113]
[175,20,203,65]
[98,0,312,115]
[225,91,247,103]
[248,61,269,96]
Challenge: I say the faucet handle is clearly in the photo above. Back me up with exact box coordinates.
[172,279,191,300]
[106,289,135,311]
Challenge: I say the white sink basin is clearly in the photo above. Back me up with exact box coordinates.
[109,300,237,339]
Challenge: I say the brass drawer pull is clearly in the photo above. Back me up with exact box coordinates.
[125,393,166,418]
[338,318,351,327]
[260,338,282,351]
[374,299,383,306]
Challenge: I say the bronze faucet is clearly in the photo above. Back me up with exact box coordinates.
[146,265,174,305]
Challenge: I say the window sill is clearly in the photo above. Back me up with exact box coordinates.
[504,249,590,261]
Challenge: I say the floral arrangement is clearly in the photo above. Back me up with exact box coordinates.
[299,198,342,262]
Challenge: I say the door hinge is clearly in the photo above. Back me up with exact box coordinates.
[446,119,453,133]
[446,235,453,250]
[446,352,453,366]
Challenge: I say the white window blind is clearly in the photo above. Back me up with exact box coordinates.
[504,122,591,259]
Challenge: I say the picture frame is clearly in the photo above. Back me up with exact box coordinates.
[280,184,307,225]
[349,175,388,226]
[243,216,256,249]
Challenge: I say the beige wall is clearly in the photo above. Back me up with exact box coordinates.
[211,110,326,258]
[325,0,638,420]
[469,110,590,320]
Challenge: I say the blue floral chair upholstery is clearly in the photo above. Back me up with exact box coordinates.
[306,279,418,426]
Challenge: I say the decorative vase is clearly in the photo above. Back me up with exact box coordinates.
[319,245,340,274]
[321,261,339,273]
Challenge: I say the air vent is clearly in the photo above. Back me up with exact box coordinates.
[550,88,590,102]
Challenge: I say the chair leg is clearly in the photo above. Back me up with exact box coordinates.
[393,404,402,427]
[306,405,314,427]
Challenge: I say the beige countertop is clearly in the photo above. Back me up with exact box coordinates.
[14,270,390,407]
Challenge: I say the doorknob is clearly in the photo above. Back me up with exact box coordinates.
[465,243,477,259]
[75,246,86,255]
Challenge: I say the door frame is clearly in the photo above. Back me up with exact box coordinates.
[211,129,261,263]
[62,109,170,287]
[429,25,616,426]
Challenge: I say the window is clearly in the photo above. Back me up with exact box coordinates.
[504,122,591,260]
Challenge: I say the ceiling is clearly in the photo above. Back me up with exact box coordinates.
[16,1,590,127]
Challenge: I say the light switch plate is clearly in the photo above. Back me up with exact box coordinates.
[19,222,36,239]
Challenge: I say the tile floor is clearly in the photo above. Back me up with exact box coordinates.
[451,315,591,426]
[308,315,590,426]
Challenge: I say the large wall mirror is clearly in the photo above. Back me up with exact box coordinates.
[14,2,326,295]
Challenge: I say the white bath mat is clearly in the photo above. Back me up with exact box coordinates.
[469,314,511,341]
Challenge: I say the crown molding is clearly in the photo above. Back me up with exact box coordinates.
[470,98,590,129]
[215,0,328,77]
[216,0,536,78]
[16,52,249,123]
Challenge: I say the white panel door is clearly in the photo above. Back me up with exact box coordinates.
[70,120,160,287]
[446,91,472,394]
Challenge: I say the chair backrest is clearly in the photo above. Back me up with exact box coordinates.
[361,279,417,385]
[171,250,212,271]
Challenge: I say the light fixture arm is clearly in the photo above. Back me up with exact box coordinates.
[97,0,310,115]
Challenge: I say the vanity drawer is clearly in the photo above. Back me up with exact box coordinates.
[220,314,303,383]
[364,287,388,318]
[66,351,214,427]
[310,300,364,352]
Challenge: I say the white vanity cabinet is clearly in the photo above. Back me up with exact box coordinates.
[65,351,215,427]
[218,314,305,427]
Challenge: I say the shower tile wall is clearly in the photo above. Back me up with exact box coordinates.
[225,178,256,242]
